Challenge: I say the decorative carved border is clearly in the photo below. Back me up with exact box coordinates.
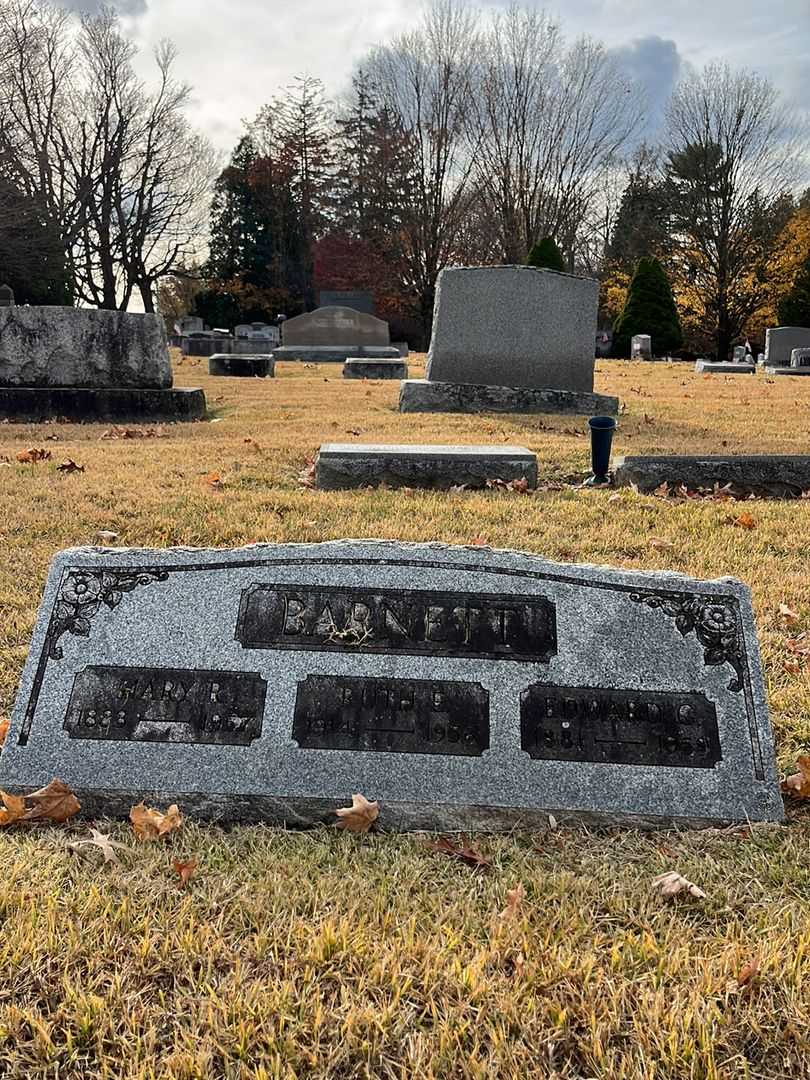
[629,592,745,693]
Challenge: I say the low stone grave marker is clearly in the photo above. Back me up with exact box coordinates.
[614,455,810,497]
[343,358,408,380]
[0,541,782,829]
[209,354,274,378]
[314,444,537,490]
[695,360,755,375]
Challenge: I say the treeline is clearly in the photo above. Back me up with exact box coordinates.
[0,0,215,312]
[1,1,808,357]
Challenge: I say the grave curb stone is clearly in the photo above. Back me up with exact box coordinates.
[765,366,810,376]
[399,378,619,416]
[314,443,538,490]
[0,540,783,830]
[613,454,810,496]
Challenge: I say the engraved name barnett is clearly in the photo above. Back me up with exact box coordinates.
[236,584,557,661]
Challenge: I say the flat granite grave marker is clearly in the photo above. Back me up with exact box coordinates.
[314,444,538,490]
[695,360,756,375]
[614,455,810,497]
[0,541,782,829]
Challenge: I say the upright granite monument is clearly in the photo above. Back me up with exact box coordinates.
[0,306,205,421]
[0,540,782,829]
[399,266,618,416]
[764,329,810,375]
[273,306,401,363]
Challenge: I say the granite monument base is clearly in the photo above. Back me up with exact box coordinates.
[209,354,274,378]
[273,346,401,363]
[343,358,408,380]
[764,366,810,377]
[614,455,810,497]
[399,379,619,416]
[315,443,538,490]
[0,386,206,423]
[0,540,783,829]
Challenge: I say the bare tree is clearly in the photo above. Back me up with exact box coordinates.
[367,0,478,338]
[0,1,214,310]
[466,5,643,267]
[664,63,801,358]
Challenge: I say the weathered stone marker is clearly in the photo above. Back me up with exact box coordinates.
[274,306,401,363]
[0,307,205,421]
[0,541,782,828]
[0,283,14,307]
[314,444,538,490]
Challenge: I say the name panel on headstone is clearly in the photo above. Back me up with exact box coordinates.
[520,684,721,768]
[64,666,266,746]
[293,675,489,756]
[236,584,556,661]
[0,541,784,829]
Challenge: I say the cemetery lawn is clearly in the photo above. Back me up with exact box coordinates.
[1,354,809,1080]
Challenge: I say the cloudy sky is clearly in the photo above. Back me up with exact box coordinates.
[71,0,810,155]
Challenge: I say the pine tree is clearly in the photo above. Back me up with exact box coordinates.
[526,236,566,272]
[613,257,683,358]
[778,250,810,326]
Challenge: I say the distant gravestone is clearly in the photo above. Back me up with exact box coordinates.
[209,354,274,378]
[282,307,389,347]
[631,334,652,360]
[0,541,782,828]
[319,291,375,315]
[274,306,399,362]
[791,348,810,368]
[0,284,14,307]
[695,360,755,375]
[179,315,204,334]
[400,266,617,416]
[343,357,408,380]
[732,346,746,362]
[765,326,810,368]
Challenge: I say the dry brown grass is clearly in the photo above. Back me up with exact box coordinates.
[0,355,808,1079]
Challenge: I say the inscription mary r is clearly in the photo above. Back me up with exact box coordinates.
[236,584,556,661]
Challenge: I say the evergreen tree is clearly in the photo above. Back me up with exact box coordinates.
[526,236,566,271]
[613,256,683,358]
[778,249,810,326]
[332,71,412,244]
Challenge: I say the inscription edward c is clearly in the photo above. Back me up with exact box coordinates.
[236,583,556,662]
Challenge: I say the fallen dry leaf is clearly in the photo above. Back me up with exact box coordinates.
[470,536,488,546]
[781,756,810,799]
[732,512,756,530]
[57,459,85,474]
[16,447,51,463]
[243,438,262,452]
[0,790,28,826]
[130,801,183,840]
[0,716,8,747]
[778,603,801,626]
[786,634,810,657]
[425,835,492,870]
[96,530,119,543]
[782,658,802,675]
[203,471,225,490]
[24,779,82,823]
[651,870,707,900]
[172,856,198,887]
[68,828,130,865]
[737,957,760,988]
[650,537,675,551]
[299,461,316,489]
[335,793,379,833]
[499,882,526,919]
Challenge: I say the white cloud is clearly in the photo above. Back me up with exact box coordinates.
[120,0,809,152]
